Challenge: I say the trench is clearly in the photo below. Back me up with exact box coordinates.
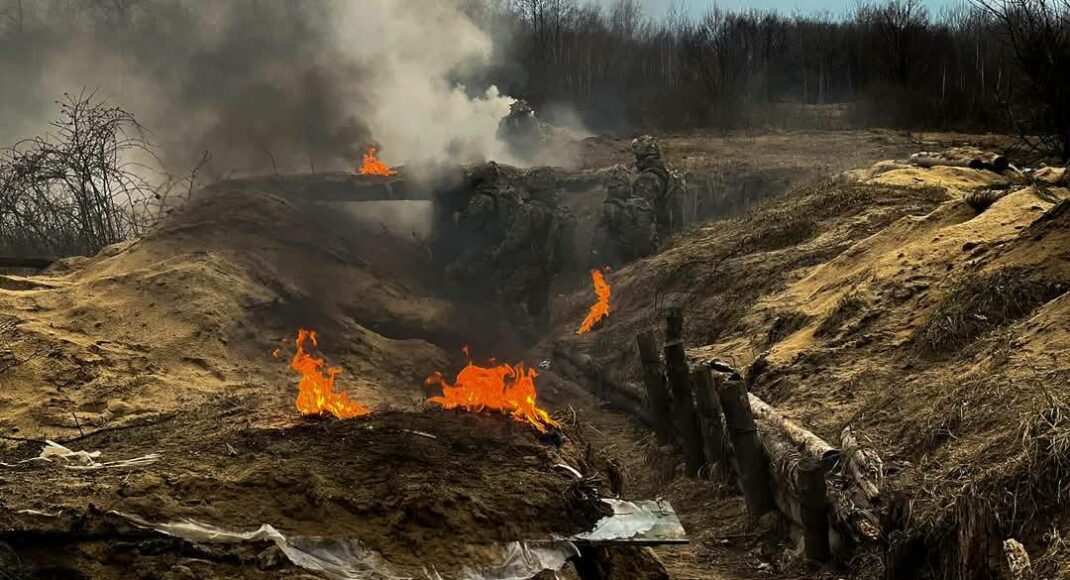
[0,160,830,580]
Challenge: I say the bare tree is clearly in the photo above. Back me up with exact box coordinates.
[974,0,1070,161]
[0,90,165,257]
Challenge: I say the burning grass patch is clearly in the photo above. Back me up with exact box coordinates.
[913,268,1067,356]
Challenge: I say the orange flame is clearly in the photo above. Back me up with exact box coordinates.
[360,146,397,176]
[426,350,558,433]
[286,329,370,420]
[577,268,612,334]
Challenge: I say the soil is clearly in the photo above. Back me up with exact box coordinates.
[5,128,1056,579]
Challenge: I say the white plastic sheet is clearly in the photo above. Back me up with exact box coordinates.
[0,441,160,470]
[112,498,685,579]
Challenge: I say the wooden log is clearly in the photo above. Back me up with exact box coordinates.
[760,420,806,524]
[910,153,973,169]
[909,150,1009,173]
[758,422,832,563]
[748,394,840,467]
[636,330,673,445]
[691,367,727,467]
[798,457,831,562]
[717,377,775,517]
[840,426,883,502]
[662,308,705,476]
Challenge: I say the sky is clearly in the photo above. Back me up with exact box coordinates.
[602,0,966,19]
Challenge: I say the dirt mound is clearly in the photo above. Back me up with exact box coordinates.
[2,409,598,576]
[553,156,1070,576]
[1,180,610,578]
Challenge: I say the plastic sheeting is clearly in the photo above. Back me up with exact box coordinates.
[113,498,685,579]
[0,441,160,470]
[115,512,576,580]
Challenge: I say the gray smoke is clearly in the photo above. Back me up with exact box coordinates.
[0,0,518,179]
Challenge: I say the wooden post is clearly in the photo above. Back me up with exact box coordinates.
[636,330,673,445]
[717,377,775,517]
[662,308,705,476]
[691,367,727,468]
[798,457,831,563]
[955,496,992,580]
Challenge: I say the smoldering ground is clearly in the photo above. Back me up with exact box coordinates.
[0,0,528,180]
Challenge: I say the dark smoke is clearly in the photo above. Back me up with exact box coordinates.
[0,0,520,179]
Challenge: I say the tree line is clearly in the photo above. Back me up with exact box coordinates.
[491,0,1069,161]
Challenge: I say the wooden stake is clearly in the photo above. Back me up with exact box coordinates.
[798,457,831,562]
[663,308,705,476]
[955,496,992,580]
[717,377,775,517]
[636,330,673,445]
[691,367,727,467]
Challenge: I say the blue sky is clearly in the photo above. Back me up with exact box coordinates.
[600,0,967,19]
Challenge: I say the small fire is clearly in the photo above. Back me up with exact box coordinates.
[285,329,369,420]
[426,348,558,433]
[577,268,612,334]
[359,146,397,176]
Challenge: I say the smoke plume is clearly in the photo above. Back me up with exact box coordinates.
[0,0,517,178]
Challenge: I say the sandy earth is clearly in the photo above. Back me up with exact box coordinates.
[4,129,1061,579]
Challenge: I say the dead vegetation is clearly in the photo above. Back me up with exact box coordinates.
[0,91,199,259]
[815,292,868,338]
[912,268,1067,356]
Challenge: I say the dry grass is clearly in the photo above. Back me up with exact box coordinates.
[763,310,811,347]
[815,291,867,338]
[913,268,1067,356]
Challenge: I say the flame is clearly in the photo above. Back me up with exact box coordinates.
[286,329,370,420]
[577,268,612,334]
[426,350,558,433]
[360,146,397,176]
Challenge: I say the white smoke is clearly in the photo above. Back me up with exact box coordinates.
[0,0,523,177]
[334,0,516,168]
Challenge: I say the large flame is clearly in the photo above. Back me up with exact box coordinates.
[360,146,397,176]
[286,329,370,420]
[426,348,558,433]
[577,268,612,334]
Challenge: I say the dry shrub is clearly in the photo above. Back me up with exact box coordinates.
[763,310,811,347]
[0,91,195,258]
[913,268,1067,356]
[816,292,867,338]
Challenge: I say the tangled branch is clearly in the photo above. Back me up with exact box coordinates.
[0,90,170,257]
